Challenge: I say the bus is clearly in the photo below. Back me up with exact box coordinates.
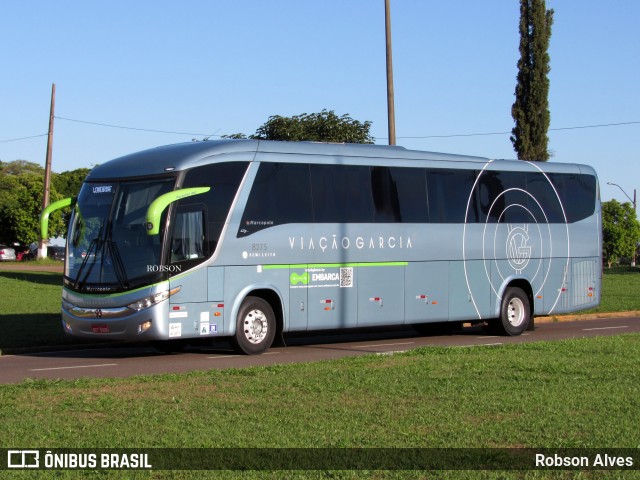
[41,140,601,354]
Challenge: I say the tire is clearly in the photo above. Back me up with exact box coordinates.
[493,287,531,336]
[232,296,276,355]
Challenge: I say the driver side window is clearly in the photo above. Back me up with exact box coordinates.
[169,206,206,270]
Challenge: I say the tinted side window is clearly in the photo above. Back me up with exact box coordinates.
[181,161,248,251]
[239,163,313,236]
[526,172,565,223]
[471,171,502,223]
[311,164,374,223]
[427,169,477,223]
[372,167,429,223]
[496,171,528,223]
[548,173,597,223]
[475,171,534,223]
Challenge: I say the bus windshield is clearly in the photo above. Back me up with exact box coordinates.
[65,178,175,292]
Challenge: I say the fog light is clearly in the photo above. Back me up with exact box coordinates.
[138,320,152,334]
[63,321,73,333]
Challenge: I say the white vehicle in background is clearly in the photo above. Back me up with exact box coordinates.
[0,244,17,261]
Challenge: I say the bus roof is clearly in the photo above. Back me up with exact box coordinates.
[86,139,595,180]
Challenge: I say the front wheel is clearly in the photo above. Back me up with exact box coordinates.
[232,296,276,355]
[493,287,531,336]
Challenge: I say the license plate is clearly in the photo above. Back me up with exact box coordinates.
[92,324,110,333]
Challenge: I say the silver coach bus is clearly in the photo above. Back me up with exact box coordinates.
[41,140,601,354]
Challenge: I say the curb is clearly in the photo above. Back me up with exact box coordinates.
[534,311,640,323]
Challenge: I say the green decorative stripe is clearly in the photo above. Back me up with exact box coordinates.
[63,281,169,299]
[263,262,408,270]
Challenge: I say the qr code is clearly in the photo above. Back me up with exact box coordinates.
[340,267,353,288]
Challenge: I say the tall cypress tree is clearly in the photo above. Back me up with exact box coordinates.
[511,0,554,161]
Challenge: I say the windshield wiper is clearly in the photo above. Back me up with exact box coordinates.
[73,234,102,290]
[105,240,129,290]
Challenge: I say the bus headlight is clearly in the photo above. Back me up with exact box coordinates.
[127,287,181,312]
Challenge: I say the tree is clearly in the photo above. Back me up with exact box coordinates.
[53,168,91,198]
[511,0,554,161]
[0,161,93,244]
[0,159,44,176]
[223,110,374,144]
[602,200,640,268]
[0,172,65,245]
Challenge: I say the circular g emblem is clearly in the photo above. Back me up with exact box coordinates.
[506,224,532,273]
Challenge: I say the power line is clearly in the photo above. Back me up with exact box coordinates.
[5,117,638,144]
[0,133,48,143]
[384,120,640,140]
[51,116,640,139]
[55,116,218,137]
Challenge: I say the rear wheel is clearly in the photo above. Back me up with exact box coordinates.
[492,287,531,336]
[232,296,276,355]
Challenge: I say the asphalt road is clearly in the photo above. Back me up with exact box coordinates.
[0,316,637,385]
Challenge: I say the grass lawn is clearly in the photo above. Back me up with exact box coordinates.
[585,266,640,313]
[0,270,70,351]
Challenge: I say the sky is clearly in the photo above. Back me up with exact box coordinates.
[1,1,638,205]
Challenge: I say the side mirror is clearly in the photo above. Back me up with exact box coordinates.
[40,197,75,241]
[146,187,210,235]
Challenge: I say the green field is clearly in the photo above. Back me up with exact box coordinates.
[0,270,82,352]
[585,266,640,313]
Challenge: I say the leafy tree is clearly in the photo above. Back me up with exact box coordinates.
[53,168,91,198]
[511,0,554,161]
[0,172,65,245]
[223,110,374,144]
[0,159,44,176]
[50,168,91,239]
[602,200,640,268]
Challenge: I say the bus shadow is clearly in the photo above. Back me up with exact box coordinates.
[0,313,108,353]
[0,270,63,286]
[11,323,488,359]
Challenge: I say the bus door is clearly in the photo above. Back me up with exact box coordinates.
[288,265,308,331]
[166,205,221,338]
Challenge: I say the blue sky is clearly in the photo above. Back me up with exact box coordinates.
[1,1,638,204]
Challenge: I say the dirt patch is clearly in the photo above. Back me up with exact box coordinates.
[0,262,63,273]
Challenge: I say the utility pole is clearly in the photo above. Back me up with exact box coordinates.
[385,0,396,145]
[38,83,55,259]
